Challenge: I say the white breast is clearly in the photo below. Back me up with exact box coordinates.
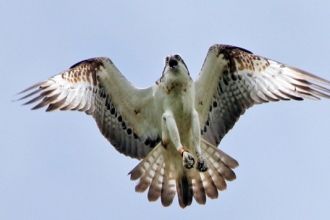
[153,71,195,135]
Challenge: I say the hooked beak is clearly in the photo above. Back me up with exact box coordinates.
[168,57,178,70]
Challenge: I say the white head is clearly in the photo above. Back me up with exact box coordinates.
[162,54,190,77]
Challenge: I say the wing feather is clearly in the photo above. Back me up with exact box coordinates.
[195,44,330,146]
[18,57,161,159]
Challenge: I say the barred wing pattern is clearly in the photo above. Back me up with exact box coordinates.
[18,44,330,208]
[195,45,330,146]
[19,57,161,159]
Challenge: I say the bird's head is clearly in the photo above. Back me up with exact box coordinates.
[163,54,190,76]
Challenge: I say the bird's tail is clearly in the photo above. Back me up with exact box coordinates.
[128,138,238,208]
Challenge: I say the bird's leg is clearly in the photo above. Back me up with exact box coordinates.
[162,111,195,169]
[192,110,208,172]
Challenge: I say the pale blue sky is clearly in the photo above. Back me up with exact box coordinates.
[1,1,330,219]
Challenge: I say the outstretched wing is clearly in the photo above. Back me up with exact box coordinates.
[194,44,330,146]
[18,57,161,159]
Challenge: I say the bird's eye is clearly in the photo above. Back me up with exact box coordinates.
[165,57,169,63]
[174,55,181,61]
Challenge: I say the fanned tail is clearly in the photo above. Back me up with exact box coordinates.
[128,138,239,208]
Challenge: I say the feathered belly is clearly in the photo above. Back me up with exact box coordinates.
[166,92,195,133]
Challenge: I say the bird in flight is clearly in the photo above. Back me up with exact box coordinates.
[18,44,330,208]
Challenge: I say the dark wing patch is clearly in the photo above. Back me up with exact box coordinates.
[69,58,105,69]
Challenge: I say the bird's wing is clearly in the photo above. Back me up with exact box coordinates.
[18,57,161,159]
[194,44,330,146]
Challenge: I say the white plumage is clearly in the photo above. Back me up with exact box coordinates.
[18,44,330,208]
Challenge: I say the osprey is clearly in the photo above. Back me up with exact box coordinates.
[19,44,330,208]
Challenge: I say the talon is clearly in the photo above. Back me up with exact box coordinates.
[197,156,208,172]
[182,151,195,169]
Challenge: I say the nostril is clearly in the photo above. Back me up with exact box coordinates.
[169,58,178,68]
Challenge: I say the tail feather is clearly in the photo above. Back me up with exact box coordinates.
[147,161,165,201]
[176,174,193,208]
[188,171,206,204]
[161,162,177,206]
[200,170,218,199]
[129,143,163,192]
[207,155,236,181]
[205,157,227,191]
[201,139,239,169]
[201,139,238,181]
[128,138,239,208]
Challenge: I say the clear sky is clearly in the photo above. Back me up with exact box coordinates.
[1,1,330,219]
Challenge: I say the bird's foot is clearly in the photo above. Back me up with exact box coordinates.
[179,149,195,169]
[196,156,208,172]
